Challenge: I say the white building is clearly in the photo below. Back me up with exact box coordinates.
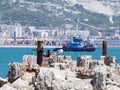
[14,23,22,37]
[115,30,120,37]
[66,30,90,39]
[32,29,49,39]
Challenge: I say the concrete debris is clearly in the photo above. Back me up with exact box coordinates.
[0,54,120,90]
[8,62,24,83]
[104,56,116,67]
[0,78,7,87]
[0,83,16,90]
[92,65,107,90]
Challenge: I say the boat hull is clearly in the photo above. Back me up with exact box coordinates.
[53,47,96,52]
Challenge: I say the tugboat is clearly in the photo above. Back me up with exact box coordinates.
[53,37,96,52]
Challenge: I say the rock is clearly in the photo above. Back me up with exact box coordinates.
[8,62,24,83]
[104,56,116,67]
[35,69,45,90]
[23,55,37,65]
[56,55,72,63]
[23,55,37,71]
[1,55,119,90]
[21,72,35,84]
[12,78,34,90]
[35,67,93,90]
[106,85,120,90]
[77,67,92,79]
[76,55,104,79]
[51,63,67,70]
[52,77,93,90]
[77,55,93,67]
[0,83,16,90]
[107,72,120,88]
[48,56,54,67]
[92,65,107,90]
[100,56,106,62]
[0,78,7,87]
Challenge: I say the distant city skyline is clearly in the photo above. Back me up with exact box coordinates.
[0,23,120,46]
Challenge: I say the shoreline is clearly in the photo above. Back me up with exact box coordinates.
[0,45,120,48]
[0,45,62,48]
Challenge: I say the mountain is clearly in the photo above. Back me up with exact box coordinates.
[0,0,120,30]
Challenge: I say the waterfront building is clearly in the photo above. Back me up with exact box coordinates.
[115,30,120,38]
[33,30,49,40]
[65,30,90,39]
[14,23,23,38]
[14,31,16,43]
[23,27,32,38]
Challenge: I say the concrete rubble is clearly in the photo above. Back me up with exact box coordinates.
[0,54,120,90]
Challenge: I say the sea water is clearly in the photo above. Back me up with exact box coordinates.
[0,47,120,78]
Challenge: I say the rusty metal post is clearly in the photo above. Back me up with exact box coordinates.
[45,50,51,57]
[102,40,107,56]
[37,41,44,66]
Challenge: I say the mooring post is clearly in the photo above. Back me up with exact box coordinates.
[46,50,50,57]
[37,41,44,66]
[102,40,107,56]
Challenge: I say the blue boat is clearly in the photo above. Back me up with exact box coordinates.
[53,37,96,52]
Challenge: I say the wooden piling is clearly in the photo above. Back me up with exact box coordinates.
[102,40,107,56]
[37,41,44,66]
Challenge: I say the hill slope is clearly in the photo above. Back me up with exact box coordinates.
[0,0,120,29]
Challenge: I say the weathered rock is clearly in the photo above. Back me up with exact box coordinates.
[0,83,16,90]
[100,56,106,62]
[23,55,37,65]
[77,67,92,79]
[52,78,93,90]
[12,78,34,90]
[8,55,41,84]
[8,62,24,83]
[57,55,72,63]
[92,65,107,90]
[77,55,93,67]
[35,71,45,90]
[76,55,105,79]
[1,54,120,90]
[21,72,35,85]
[35,67,93,90]
[104,56,116,67]
[51,63,67,70]
[106,85,120,90]
[0,78,7,87]
[23,55,38,71]
[106,66,120,88]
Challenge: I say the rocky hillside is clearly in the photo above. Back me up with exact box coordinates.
[0,0,120,29]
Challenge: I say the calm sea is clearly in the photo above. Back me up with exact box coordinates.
[0,47,120,78]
